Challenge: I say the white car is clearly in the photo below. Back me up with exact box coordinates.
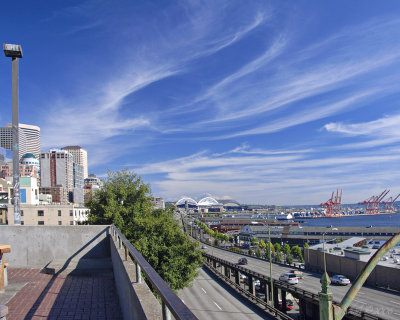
[279,273,299,284]
[239,273,247,282]
[331,275,350,285]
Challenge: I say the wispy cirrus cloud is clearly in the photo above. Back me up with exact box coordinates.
[41,1,268,153]
[133,145,400,204]
[15,1,400,204]
[159,16,400,141]
[324,113,400,149]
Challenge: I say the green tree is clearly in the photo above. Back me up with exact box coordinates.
[286,254,294,264]
[249,248,253,256]
[283,243,291,256]
[229,247,243,253]
[291,245,302,258]
[251,237,258,246]
[266,241,275,258]
[274,243,281,253]
[256,247,261,258]
[87,170,203,290]
[87,170,153,237]
[275,252,282,263]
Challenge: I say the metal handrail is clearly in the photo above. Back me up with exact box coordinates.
[110,225,198,320]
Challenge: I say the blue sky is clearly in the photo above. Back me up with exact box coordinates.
[1,1,400,205]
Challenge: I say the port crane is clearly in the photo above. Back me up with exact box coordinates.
[382,193,400,213]
[321,189,342,216]
[359,189,390,214]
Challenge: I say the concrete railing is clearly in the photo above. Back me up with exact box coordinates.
[110,225,198,320]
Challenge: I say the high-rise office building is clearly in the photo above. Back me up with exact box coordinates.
[40,149,85,204]
[0,123,40,160]
[40,149,74,191]
[61,146,88,178]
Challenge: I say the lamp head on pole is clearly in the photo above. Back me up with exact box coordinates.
[3,43,23,58]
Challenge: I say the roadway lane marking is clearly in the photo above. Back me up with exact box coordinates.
[214,302,222,310]
[353,299,366,304]
[201,287,207,294]
[390,300,400,305]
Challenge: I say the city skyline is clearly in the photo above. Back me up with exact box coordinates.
[1,1,400,205]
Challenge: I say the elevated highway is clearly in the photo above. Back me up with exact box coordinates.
[179,267,275,320]
[203,246,400,320]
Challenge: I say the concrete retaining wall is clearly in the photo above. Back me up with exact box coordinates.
[0,226,109,268]
[305,248,400,291]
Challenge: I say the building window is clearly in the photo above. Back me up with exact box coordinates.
[70,210,73,216]
[38,221,44,225]
[38,210,44,216]
[21,221,24,225]
[70,221,74,225]
[21,210,24,216]
[58,221,62,225]
[58,210,62,216]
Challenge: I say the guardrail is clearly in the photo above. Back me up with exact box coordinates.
[203,253,384,320]
[110,225,198,320]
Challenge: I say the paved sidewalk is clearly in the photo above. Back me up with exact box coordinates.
[2,268,122,320]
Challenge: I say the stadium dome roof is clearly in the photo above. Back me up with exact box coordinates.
[198,197,219,206]
[176,197,198,206]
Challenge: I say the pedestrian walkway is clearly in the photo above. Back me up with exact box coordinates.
[2,268,122,320]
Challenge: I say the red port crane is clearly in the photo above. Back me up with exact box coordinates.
[321,189,342,216]
[383,193,400,213]
[359,189,390,214]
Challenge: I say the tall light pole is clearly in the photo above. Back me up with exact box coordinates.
[3,43,23,225]
[268,224,274,305]
[254,221,274,305]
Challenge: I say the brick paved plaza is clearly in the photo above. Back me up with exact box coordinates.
[3,268,122,320]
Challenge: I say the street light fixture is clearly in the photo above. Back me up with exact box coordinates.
[3,44,23,58]
[3,43,23,225]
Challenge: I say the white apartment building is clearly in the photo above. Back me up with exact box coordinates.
[62,146,88,178]
[0,123,40,160]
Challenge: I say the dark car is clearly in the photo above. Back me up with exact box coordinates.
[238,257,248,265]
[255,291,266,299]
